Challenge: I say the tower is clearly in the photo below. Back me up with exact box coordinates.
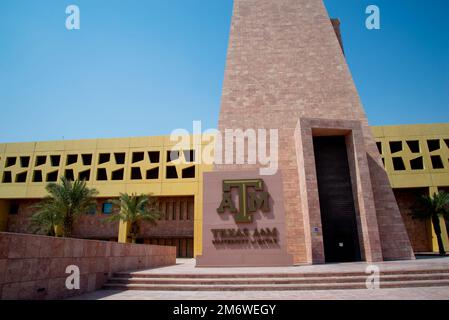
[213,0,414,264]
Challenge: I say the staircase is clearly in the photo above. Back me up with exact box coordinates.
[103,268,449,291]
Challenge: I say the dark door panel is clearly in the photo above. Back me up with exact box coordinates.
[313,136,361,263]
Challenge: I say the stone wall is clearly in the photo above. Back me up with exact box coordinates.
[6,196,194,240]
[0,232,176,300]
[393,188,432,252]
[6,199,119,239]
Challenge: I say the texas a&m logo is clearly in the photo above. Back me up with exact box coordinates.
[216,179,270,223]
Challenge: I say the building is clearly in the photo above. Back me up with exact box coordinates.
[0,123,448,259]
[0,136,214,258]
[372,124,449,253]
[205,0,413,266]
[0,0,448,264]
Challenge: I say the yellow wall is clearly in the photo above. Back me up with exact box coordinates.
[372,123,449,252]
[118,220,130,243]
[1,123,448,255]
[0,135,214,256]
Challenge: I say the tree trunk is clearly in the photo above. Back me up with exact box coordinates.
[47,226,56,237]
[63,213,73,238]
[130,221,140,244]
[432,215,446,256]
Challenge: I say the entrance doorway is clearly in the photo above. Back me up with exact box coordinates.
[313,136,361,263]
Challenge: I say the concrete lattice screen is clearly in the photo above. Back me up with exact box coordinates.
[374,135,449,174]
[0,148,198,184]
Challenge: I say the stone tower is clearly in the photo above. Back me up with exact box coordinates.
[215,0,414,264]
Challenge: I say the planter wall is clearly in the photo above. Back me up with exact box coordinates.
[0,232,176,299]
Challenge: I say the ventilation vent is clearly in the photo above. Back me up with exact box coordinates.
[389,141,402,154]
[114,153,126,164]
[20,156,30,168]
[376,142,382,154]
[33,170,43,182]
[2,171,12,183]
[427,139,440,152]
[82,154,92,166]
[406,140,420,153]
[112,168,124,180]
[166,166,178,179]
[46,171,58,182]
[132,152,144,163]
[50,155,60,167]
[65,169,75,181]
[5,157,16,167]
[183,150,195,162]
[66,154,78,166]
[131,167,142,180]
[98,153,110,164]
[35,156,46,166]
[79,169,91,181]
[148,151,160,163]
[15,172,27,183]
[167,150,179,162]
[392,157,406,171]
[182,166,195,178]
[410,157,424,170]
[431,155,444,169]
[146,167,159,179]
[97,168,108,180]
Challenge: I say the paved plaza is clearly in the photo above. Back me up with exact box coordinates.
[72,257,449,300]
[72,286,449,300]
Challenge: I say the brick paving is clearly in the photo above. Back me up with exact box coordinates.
[71,286,449,300]
[71,257,449,300]
[124,257,449,275]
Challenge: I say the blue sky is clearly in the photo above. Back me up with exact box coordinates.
[0,0,448,143]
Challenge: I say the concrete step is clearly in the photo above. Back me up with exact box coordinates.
[106,273,449,285]
[103,279,449,291]
[105,267,449,291]
[112,268,449,279]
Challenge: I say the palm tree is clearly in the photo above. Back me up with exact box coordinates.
[31,177,98,237]
[29,204,61,236]
[411,191,449,256]
[106,193,163,243]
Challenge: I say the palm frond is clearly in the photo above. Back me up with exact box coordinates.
[411,191,449,220]
[32,177,98,237]
[106,193,162,225]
